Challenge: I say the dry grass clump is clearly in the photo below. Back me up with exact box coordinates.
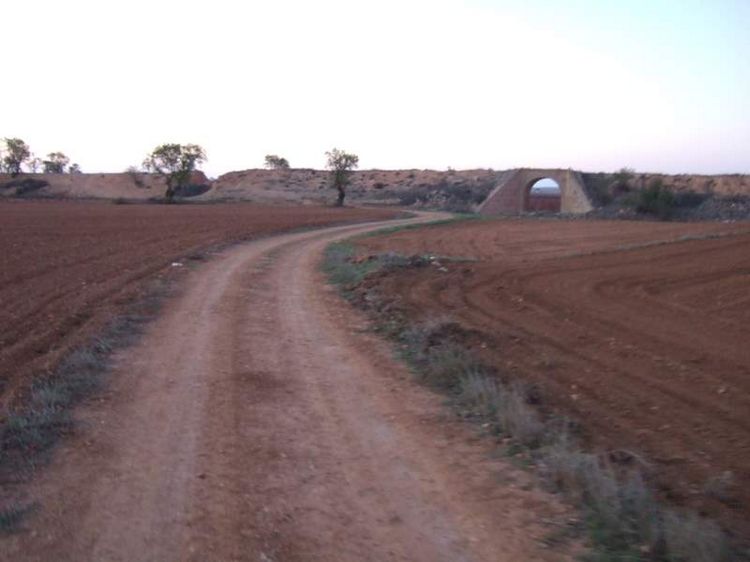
[393,320,733,562]
[661,510,729,562]
[460,372,545,447]
[0,503,33,534]
[703,471,736,505]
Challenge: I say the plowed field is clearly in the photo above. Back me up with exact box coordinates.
[358,218,750,534]
[0,200,395,411]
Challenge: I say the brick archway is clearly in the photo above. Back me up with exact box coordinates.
[479,168,593,215]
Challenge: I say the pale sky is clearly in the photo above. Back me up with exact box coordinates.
[3,0,749,177]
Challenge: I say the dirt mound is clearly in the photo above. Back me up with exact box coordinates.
[633,173,750,197]
[357,218,750,537]
[583,171,750,207]
[209,168,750,214]
[0,200,397,412]
[206,168,501,207]
[0,171,209,200]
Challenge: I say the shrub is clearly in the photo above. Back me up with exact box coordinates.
[636,179,675,219]
[322,243,382,288]
[673,190,710,208]
[0,504,33,534]
[459,370,503,416]
[541,436,661,557]
[0,178,49,195]
[173,183,211,197]
[419,343,481,390]
[581,173,614,206]
[498,383,546,447]
[613,167,635,192]
[126,166,146,188]
[397,178,496,211]
[662,510,729,562]
[703,471,736,505]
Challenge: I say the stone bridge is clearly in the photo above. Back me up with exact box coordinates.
[479,168,593,215]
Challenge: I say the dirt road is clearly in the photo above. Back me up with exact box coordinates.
[4,215,572,562]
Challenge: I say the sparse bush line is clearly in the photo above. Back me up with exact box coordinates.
[322,241,740,562]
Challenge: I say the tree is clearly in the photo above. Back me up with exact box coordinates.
[27,155,42,173]
[2,138,31,177]
[325,148,359,206]
[68,163,82,174]
[264,154,290,169]
[636,178,675,220]
[613,167,635,192]
[143,143,206,203]
[43,152,71,174]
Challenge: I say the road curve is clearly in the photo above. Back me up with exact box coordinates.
[4,213,572,562]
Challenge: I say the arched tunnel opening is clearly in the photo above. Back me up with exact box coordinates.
[525,178,561,212]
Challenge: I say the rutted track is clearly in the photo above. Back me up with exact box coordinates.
[2,212,575,562]
[358,218,750,535]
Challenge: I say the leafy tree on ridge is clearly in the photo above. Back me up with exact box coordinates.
[264,154,290,169]
[1,138,31,176]
[143,143,206,203]
[43,152,71,174]
[325,148,359,207]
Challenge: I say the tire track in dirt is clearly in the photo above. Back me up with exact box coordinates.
[2,213,576,562]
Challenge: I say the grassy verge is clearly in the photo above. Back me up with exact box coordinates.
[353,214,480,240]
[322,239,741,562]
[0,281,171,534]
[322,242,437,292]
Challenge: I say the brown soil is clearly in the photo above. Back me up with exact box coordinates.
[0,200,397,412]
[2,213,576,562]
[357,218,750,537]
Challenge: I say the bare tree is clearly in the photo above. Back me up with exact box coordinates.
[27,155,42,173]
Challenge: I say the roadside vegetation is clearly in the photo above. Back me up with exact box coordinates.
[583,168,748,221]
[0,281,170,534]
[323,237,744,562]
